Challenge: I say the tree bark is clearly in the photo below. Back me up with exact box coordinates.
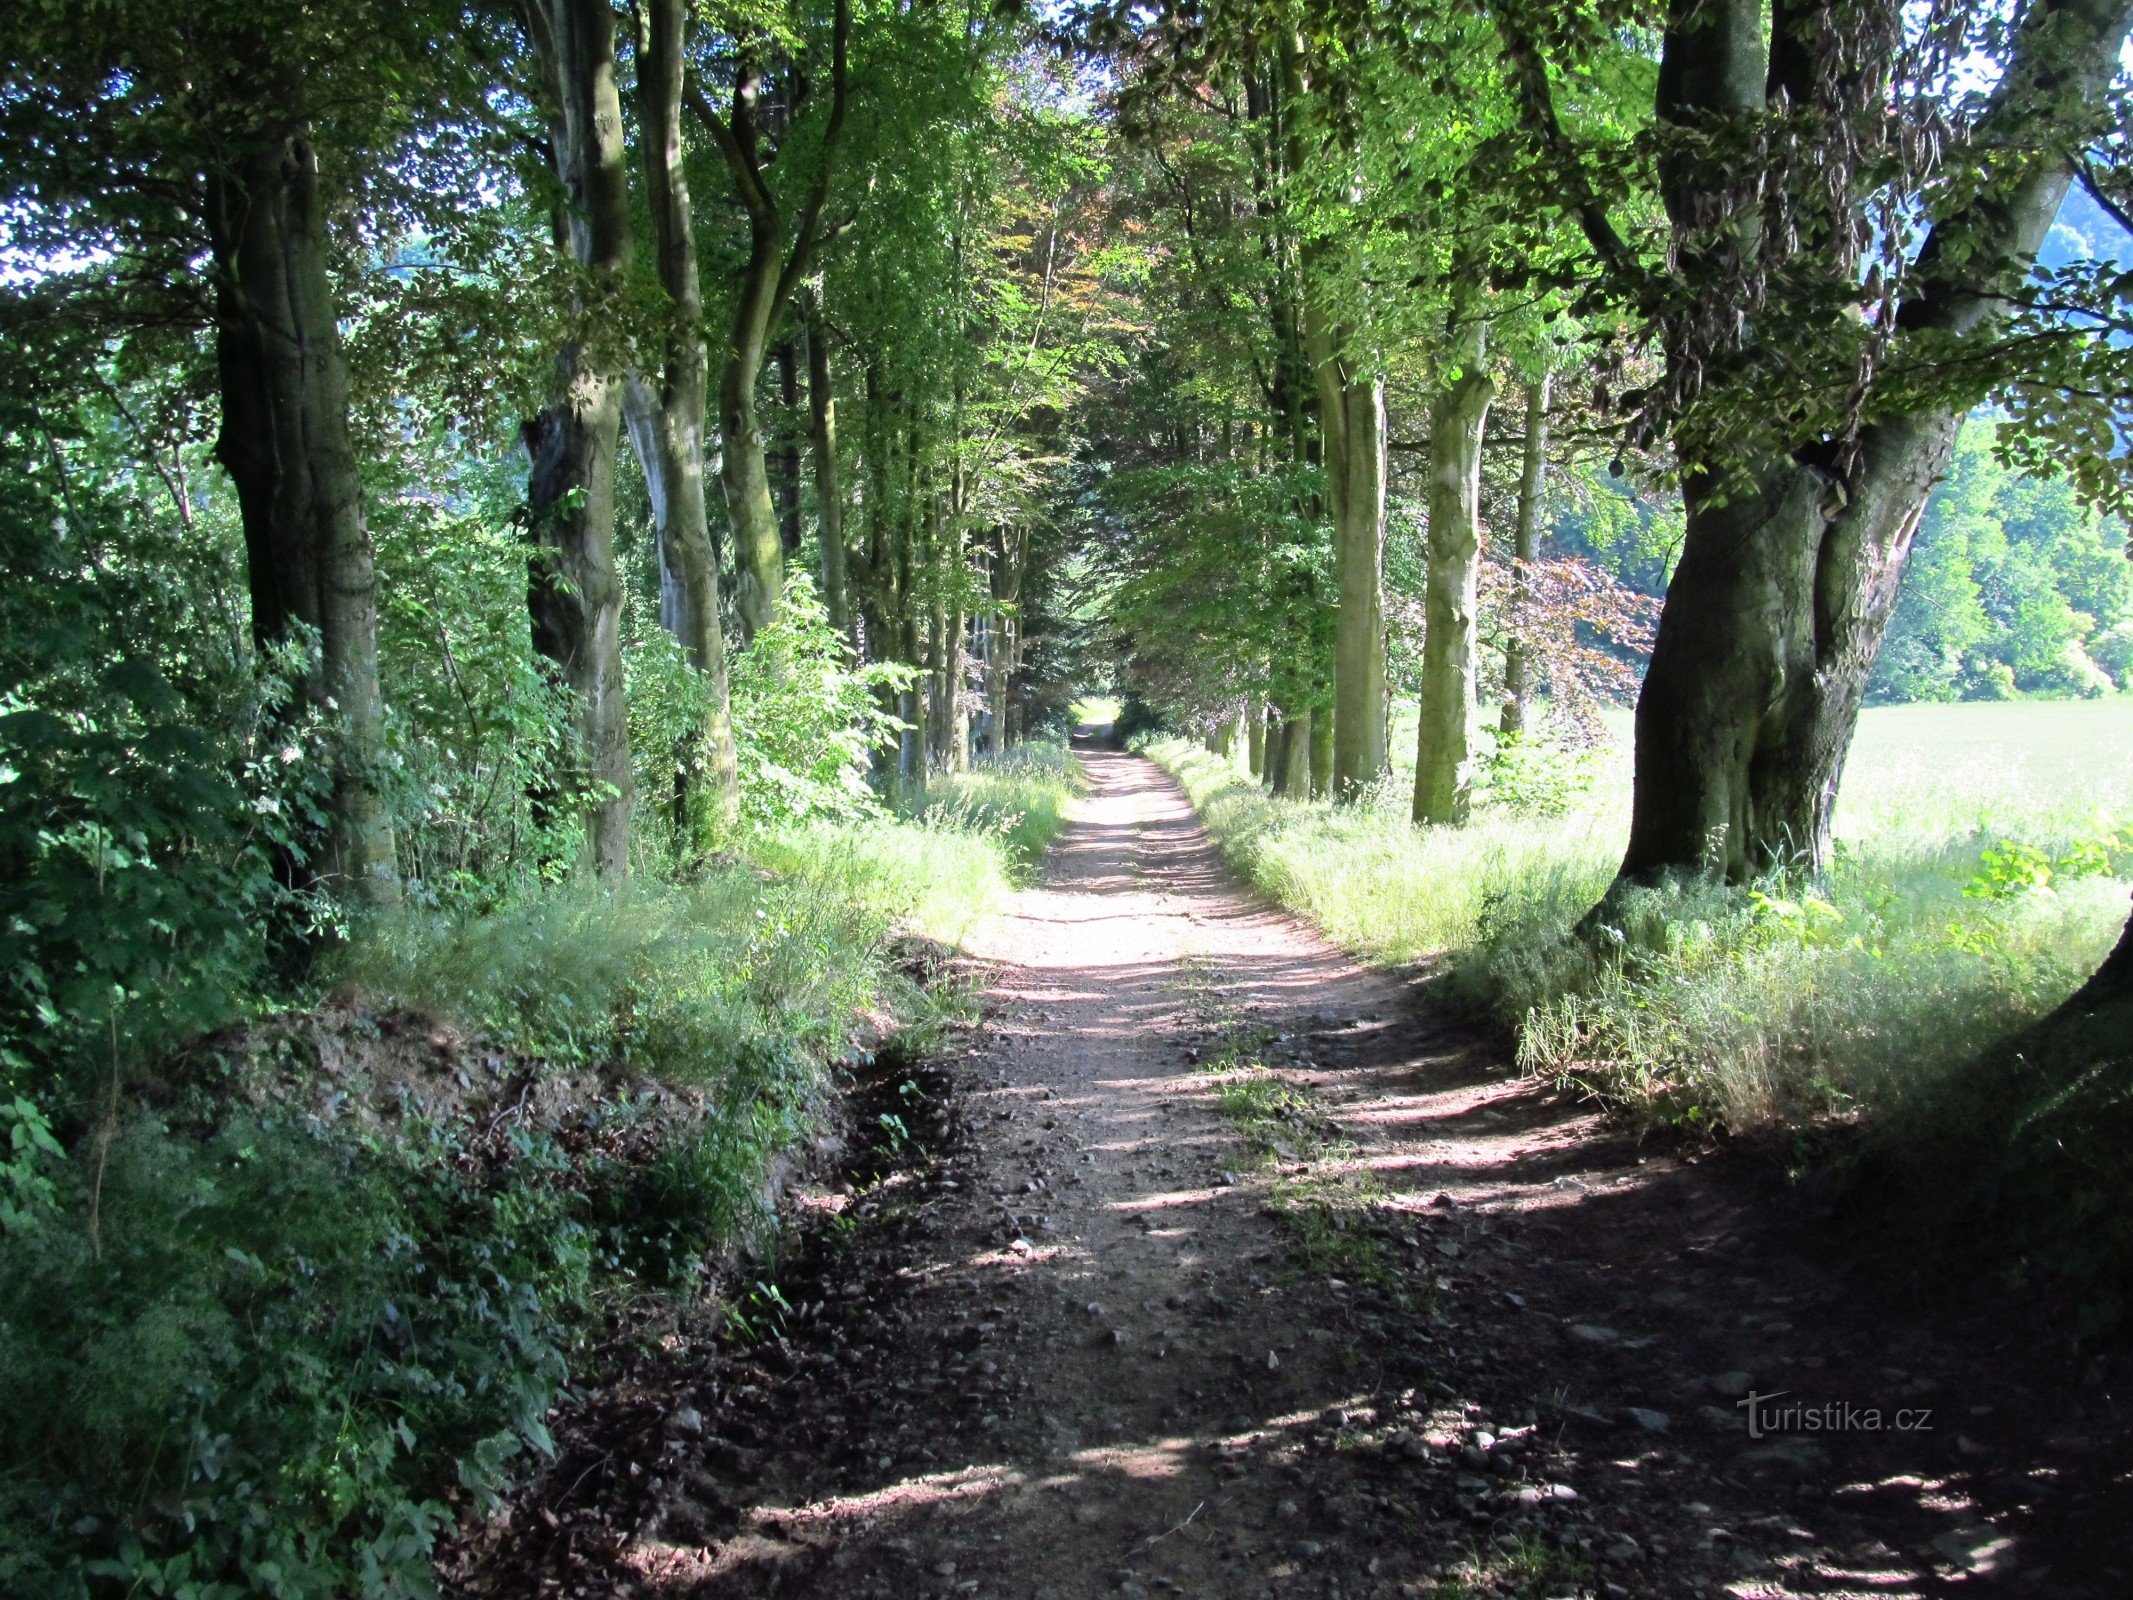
[1247,701,1266,777]
[775,336,803,555]
[207,132,397,906]
[521,0,634,880]
[1414,314,1496,826]
[1614,0,2133,888]
[1276,706,1311,797]
[1308,318,1388,803]
[803,288,851,646]
[622,0,738,842]
[1499,370,1550,737]
[987,525,1024,755]
[1308,709,1333,799]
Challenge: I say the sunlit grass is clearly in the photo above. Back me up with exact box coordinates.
[1149,701,2133,1133]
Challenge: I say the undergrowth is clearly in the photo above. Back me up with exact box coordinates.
[0,747,1073,1598]
[1147,733,2128,1134]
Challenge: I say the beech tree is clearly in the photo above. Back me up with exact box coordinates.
[687,0,851,642]
[520,0,636,880]
[622,0,740,838]
[0,0,482,905]
[1497,0,2133,886]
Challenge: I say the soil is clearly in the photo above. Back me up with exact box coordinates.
[444,743,2133,1599]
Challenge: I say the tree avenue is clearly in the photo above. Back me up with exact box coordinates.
[5,0,2133,1588]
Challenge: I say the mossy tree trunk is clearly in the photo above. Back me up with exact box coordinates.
[521,0,635,880]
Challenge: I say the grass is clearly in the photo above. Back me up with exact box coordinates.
[1146,702,2133,1135]
[0,745,1076,1599]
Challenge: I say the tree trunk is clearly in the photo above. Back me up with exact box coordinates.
[1414,316,1495,826]
[1614,0,2133,888]
[1311,339,1388,802]
[1263,714,1290,794]
[522,0,634,880]
[1309,710,1333,799]
[803,289,850,645]
[988,527,1023,756]
[1277,706,1311,797]
[775,337,803,555]
[1247,702,1267,777]
[622,0,738,842]
[718,293,785,642]
[1500,371,1550,737]
[207,132,397,906]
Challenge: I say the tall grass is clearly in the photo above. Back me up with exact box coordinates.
[1146,708,2133,1134]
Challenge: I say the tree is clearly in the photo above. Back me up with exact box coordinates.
[688,0,851,642]
[0,0,481,905]
[520,0,636,880]
[1412,305,1495,823]
[1498,0,2133,886]
[621,0,740,839]
[1499,369,1552,733]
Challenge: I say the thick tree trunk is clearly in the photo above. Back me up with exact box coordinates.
[1247,702,1267,777]
[1499,371,1550,737]
[719,306,784,642]
[1309,710,1333,799]
[803,291,850,645]
[208,133,397,906]
[522,0,634,880]
[623,0,738,841]
[1312,343,1389,801]
[1614,0,2133,889]
[1277,706,1311,797]
[1414,317,1496,826]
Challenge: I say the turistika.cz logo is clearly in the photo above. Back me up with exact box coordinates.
[1737,1391,1935,1439]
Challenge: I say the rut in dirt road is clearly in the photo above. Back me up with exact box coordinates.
[507,744,2130,1600]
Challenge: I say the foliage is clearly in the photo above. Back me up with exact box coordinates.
[726,575,913,829]
[1871,423,2133,703]
[0,406,306,1104]
[0,749,1073,1595]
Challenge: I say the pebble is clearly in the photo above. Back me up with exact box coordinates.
[1706,1370,1754,1400]
[666,1406,705,1437]
[1566,1323,1622,1345]
[1625,1407,1671,1434]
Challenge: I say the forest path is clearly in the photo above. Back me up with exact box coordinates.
[468,743,2130,1600]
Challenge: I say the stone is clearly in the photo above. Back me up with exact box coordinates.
[1624,1408,1671,1434]
[666,1406,705,1437]
[1706,1370,1754,1400]
[1566,1323,1621,1346]
[1930,1525,2017,1575]
[1602,1536,1642,1563]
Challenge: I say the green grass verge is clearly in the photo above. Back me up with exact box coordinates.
[1146,707,2131,1134]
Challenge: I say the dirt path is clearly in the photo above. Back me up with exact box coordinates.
[454,745,2132,1599]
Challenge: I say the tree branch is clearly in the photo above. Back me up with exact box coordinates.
[1489,2,1644,296]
